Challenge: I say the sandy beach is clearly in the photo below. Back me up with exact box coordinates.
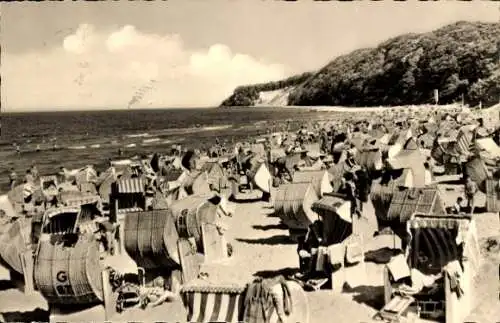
[2,2,499,322]
[1,175,498,323]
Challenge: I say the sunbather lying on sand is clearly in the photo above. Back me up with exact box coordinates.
[140,286,179,308]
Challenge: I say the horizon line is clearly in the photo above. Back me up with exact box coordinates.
[0,105,223,114]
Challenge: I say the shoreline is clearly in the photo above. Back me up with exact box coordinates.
[222,103,470,113]
[3,103,472,115]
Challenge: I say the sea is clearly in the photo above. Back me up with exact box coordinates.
[0,107,334,192]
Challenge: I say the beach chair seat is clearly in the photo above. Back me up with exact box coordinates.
[374,295,417,323]
[303,277,329,291]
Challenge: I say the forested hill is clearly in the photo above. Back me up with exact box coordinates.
[220,21,499,108]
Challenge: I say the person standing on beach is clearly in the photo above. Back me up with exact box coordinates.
[9,168,17,190]
[355,167,370,216]
[329,127,337,154]
[30,164,39,181]
[464,177,478,214]
[24,169,35,185]
[344,172,360,218]
[59,166,71,183]
[95,217,117,256]
[320,128,328,154]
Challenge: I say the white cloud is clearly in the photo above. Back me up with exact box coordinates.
[2,24,286,111]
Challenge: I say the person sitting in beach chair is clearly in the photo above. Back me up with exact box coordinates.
[94,217,118,255]
[296,220,324,281]
[345,148,357,169]
[343,172,361,219]
[45,186,61,209]
[450,197,463,214]
[236,147,246,174]
[354,167,370,216]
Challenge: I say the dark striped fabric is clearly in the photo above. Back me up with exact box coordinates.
[117,178,145,193]
[181,285,246,323]
[408,215,474,271]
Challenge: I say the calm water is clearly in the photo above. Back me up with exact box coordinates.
[0,107,332,191]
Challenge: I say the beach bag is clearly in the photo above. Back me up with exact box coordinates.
[345,235,364,265]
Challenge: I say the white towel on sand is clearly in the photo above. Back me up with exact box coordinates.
[328,243,345,266]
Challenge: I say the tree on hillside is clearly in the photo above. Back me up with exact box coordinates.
[221,21,499,108]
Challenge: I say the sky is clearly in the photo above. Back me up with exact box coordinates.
[1,1,498,112]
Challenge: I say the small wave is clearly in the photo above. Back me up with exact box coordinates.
[125,133,150,138]
[68,145,87,150]
[202,125,232,131]
[90,144,101,148]
[111,159,133,166]
[125,143,136,148]
[142,138,160,144]
[150,124,233,137]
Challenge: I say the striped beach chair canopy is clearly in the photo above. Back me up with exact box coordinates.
[116,178,145,194]
[41,206,82,235]
[384,186,446,223]
[407,213,480,274]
